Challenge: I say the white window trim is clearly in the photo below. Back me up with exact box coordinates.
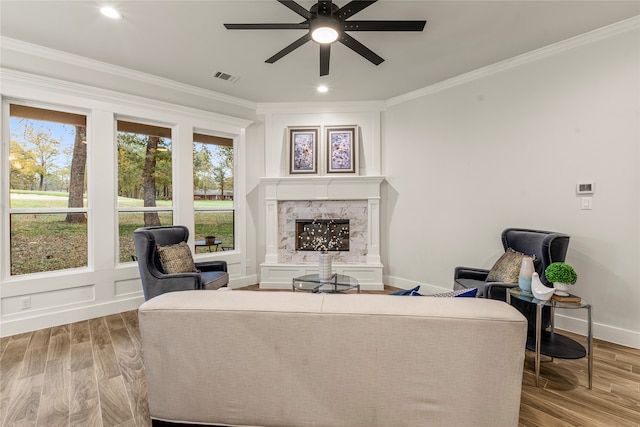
[3,99,92,278]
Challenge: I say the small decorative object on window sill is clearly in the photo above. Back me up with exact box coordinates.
[531,272,555,301]
[545,262,578,296]
[518,255,535,293]
[318,251,333,282]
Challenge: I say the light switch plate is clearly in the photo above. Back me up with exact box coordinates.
[581,197,593,210]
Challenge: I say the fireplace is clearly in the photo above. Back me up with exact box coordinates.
[295,219,350,252]
[260,176,384,290]
[278,200,367,263]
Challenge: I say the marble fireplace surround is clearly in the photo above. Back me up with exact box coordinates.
[260,176,384,290]
[279,200,367,263]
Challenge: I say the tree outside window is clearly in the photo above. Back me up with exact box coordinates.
[7,104,88,275]
[116,121,173,262]
[193,134,234,252]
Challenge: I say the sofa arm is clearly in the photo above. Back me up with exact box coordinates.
[196,260,228,273]
[454,266,489,281]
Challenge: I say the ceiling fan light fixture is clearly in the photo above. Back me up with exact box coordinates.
[310,17,339,44]
[311,26,339,44]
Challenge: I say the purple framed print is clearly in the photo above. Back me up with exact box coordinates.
[288,126,319,174]
[326,125,358,174]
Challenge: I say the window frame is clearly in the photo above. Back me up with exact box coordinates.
[115,115,176,265]
[3,99,92,278]
[192,129,237,255]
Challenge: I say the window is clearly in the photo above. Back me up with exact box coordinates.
[116,120,173,263]
[7,104,88,276]
[193,132,234,253]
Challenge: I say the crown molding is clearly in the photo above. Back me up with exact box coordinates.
[0,68,253,130]
[0,36,257,112]
[387,15,640,107]
[2,14,637,112]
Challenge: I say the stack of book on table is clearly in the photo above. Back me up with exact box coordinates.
[551,293,581,303]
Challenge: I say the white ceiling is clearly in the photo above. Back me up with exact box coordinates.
[1,1,638,103]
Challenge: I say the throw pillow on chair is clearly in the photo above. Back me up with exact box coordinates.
[157,241,198,274]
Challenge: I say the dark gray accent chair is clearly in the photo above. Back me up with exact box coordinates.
[454,228,570,332]
[134,225,229,301]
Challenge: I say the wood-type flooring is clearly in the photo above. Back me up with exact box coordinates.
[1,286,638,426]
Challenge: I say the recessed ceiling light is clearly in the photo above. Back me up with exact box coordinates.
[100,6,122,19]
[317,85,329,93]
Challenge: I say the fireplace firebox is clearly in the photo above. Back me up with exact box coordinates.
[295,219,349,252]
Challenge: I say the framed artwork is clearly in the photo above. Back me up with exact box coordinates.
[326,125,358,174]
[288,126,319,174]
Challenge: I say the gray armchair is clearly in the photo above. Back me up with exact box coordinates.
[454,227,570,332]
[454,228,570,299]
[134,225,229,301]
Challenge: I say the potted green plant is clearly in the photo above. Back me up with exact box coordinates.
[545,262,578,296]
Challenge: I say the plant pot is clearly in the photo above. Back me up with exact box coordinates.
[553,282,571,296]
[205,236,216,246]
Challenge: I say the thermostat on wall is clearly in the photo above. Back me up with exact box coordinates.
[576,182,595,195]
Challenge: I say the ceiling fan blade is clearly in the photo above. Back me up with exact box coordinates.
[339,32,384,65]
[277,0,312,20]
[265,33,311,63]
[336,1,377,20]
[224,23,309,30]
[320,44,331,76]
[343,20,426,32]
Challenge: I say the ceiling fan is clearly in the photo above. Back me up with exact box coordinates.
[224,0,426,76]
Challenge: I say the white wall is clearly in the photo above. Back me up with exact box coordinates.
[244,120,265,279]
[383,26,639,347]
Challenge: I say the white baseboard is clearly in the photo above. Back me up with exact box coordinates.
[1,295,144,338]
[554,314,640,350]
[228,274,259,289]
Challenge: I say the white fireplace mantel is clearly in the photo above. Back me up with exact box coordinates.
[259,175,385,290]
[261,175,384,201]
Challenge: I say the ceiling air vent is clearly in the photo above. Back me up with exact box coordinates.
[212,71,240,83]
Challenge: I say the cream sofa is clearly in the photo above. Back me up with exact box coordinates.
[138,290,527,427]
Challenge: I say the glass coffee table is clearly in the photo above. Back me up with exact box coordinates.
[292,274,360,293]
